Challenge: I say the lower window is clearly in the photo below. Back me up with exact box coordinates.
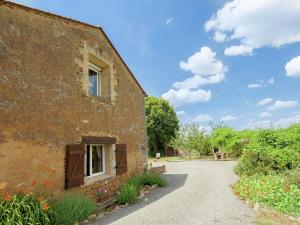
[85,144,105,177]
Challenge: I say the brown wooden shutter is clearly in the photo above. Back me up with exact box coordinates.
[116,144,127,175]
[65,144,85,189]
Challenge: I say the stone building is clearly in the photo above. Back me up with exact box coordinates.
[0,0,148,195]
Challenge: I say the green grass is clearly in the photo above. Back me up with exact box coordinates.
[116,184,140,204]
[0,193,53,225]
[117,173,167,205]
[140,173,167,187]
[233,174,300,216]
[50,192,96,225]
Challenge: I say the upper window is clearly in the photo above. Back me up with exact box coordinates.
[85,144,105,177]
[88,64,101,96]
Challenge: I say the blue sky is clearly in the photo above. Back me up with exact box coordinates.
[15,0,300,130]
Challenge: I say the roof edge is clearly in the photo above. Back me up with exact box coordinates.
[0,0,146,95]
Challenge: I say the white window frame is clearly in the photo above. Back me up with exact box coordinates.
[85,144,105,177]
[88,63,102,97]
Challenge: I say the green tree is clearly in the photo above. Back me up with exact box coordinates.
[145,96,179,155]
[170,123,211,158]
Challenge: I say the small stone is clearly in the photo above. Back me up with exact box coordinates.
[288,216,297,221]
[88,214,96,220]
[145,198,148,202]
[80,219,89,224]
[96,212,105,220]
[253,202,260,211]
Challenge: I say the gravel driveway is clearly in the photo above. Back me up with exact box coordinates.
[92,160,254,225]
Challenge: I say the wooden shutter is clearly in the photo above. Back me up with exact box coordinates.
[65,144,85,189]
[116,144,127,175]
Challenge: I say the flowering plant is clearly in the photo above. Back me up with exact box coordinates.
[96,188,108,197]
[95,188,110,202]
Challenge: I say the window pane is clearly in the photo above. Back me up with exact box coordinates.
[88,69,98,96]
[86,145,90,176]
[91,145,103,174]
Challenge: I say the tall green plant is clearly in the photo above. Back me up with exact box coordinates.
[0,193,54,225]
[170,123,211,158]
[145,96,179,155]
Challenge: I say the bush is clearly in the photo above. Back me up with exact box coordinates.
[50,193,96,225]
[140,173,167,187]
[211,128,255,158]
[117,173,167,204]
[235,127,300,175]
[285,168,300,188]
[233,174,300,216]
[0,193,54,225]
[117,184,140,204]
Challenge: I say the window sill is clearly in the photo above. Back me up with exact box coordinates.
[86,95,112,105]
[84,174,114,186]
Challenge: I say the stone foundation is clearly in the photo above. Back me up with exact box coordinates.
[148,165,166,174]
[72,174,129,200]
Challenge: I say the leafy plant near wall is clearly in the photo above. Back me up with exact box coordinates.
[50,193,96,225]
[117,173,167,204]
[0,192,54,225]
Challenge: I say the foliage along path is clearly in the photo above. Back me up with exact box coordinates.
[92,160,254,225]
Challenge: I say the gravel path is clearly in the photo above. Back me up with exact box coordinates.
[92,160,254,225]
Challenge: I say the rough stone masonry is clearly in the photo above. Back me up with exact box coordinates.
[0,1,148,194]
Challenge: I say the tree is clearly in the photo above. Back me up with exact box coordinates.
[170,123,212,158]
[145,96,179,155]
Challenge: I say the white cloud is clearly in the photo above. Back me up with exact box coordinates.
[248,120,272,129]
[162,46,226,106]
[224,45,253,56]
[260,112,272,118]
[175,47,227,89]
[205,0,300,50]
[268,100,298,111]
[166,18,174,25]
[276,113,300,127]
[176,111,186,116]
[247,77,275,88]
[162,88,211,107]
[180,47,226,77]
[173,73,225,90]
[285,56,300,77]
[213,31,227,42]
[257,98,273,106]
[249,113,300,129]
[221,115,238,121]
[194,114,214,122]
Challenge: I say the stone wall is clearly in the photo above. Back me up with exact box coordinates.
[148,165,166,174]
[0,2,148,193]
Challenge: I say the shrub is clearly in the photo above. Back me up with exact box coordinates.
[211,128,255,158]
[233,174,300,216]
[117,184,140,204]
[285,168,300,188]
[235,127,300,175]
[117,173,167,204]
[0,193,54,225]
[140,173,167,187]
[50,193,96,225]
